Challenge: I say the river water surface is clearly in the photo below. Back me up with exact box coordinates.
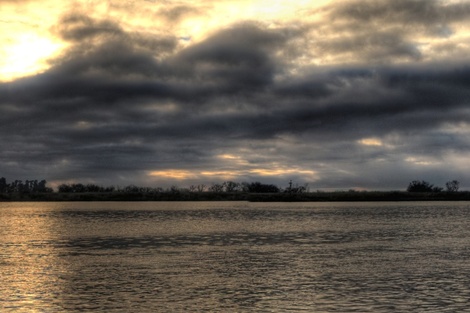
[1,201,470,312]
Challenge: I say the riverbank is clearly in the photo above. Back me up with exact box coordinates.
[2,191,470,202]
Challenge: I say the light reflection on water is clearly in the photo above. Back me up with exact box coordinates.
[2,201,470,312]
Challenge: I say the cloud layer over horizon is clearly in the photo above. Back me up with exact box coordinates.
[1,0,470,190]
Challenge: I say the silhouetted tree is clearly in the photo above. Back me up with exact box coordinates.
[74,183,86,192]
[240,182,250,192]
[189,184,206,192]
[85,184,102,192]
[209,183,224,193]
[223,181,240,192]
[284,181,308,193]
[169,185,180,193]
[407,180,441,192]
[0,177,7,193]
[124,185,140,193]
[37,180,52,193]
[104,186,115,192]
[58,184,73,193]
[246,182,280,193]
[0,178,52,193]
[445,180,460,192]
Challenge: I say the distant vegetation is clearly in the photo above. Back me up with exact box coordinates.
[0,177,52,194]
[55,180,305,195]
[0,177,468,202]
[407,180,460,193]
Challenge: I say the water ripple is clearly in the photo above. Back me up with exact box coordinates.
[2,202,470,312]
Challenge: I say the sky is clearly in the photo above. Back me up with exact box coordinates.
[1,0,470,190]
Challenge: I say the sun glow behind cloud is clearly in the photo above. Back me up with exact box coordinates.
[148,170,197,180]
[358,138,383,146]
[2,0,470,190]
[0,0,70,81]
[149,167,317,181]
[0,0,331,81]
[0,34,63,82]
[149,153,317,182]
[2,0,469,82]
[405,157,440,166]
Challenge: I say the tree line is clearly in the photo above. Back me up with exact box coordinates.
[407,180,460,192]
[0,178,308,194]
[51,180,465,194]
[56,181,308,194]
[0,177,464,195]
[0,177,52,193]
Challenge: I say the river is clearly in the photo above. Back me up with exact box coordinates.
[1,201,470,312]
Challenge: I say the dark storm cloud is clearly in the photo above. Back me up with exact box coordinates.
[331,0,470,26]
[57,14,125,41]
[2,9,470,188]
[57,13,178,53]
[8,61,470,141]
[264,64,470,138]
[318,31,422,61]
[309,0,470,63]
[6,14,179,109]
[166,23,293,98]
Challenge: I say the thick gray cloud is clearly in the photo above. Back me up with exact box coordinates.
[330,0,470,25]
[308,0,470,63]
[2,4,470,190]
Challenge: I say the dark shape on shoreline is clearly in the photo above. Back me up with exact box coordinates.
[407,180,443,193]
[407,180,461,193]
[0,177,53,194]
[2,190,470,202]
[446,180,460,192]
[0,177,468,202]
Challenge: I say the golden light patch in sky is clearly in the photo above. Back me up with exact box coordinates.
[217,154,240,160]
[405,157,438,166]
[149,169,235,180]
[3,0,468,82]
[201,167,316,178]
[214,152,317,179]
[0,0,331,81]
[149,166,317,181]
[0,33,63,82]
[75,121,92,130]
[249,168,316,176]
[148,162,316,180]
[216,154,250,166]
[358,138,383,146]
[174,0,329,40]
[199,170,238,179]
[0,0,69,81]
[263,167,315,179]
[148,170,197,179]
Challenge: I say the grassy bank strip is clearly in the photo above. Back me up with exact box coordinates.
[2,191,470,202]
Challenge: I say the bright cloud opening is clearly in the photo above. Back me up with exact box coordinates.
[358,138,383,146]
[149,170,197,180]
[405,157,439,166]
[0,34,63,82]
